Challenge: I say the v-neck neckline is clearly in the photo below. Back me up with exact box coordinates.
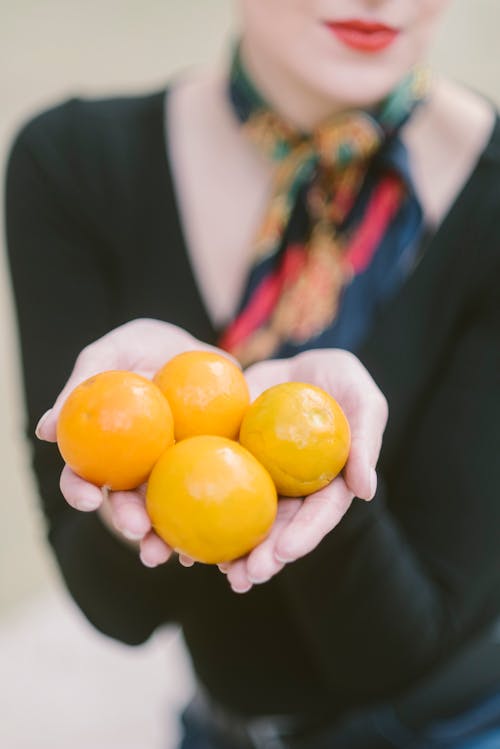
[157,87,500,365]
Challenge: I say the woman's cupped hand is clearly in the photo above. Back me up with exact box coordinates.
[222,350,388,591]
[35,320,388,592]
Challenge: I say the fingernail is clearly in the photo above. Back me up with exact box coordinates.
[76,497,100,512]
[35,410,52,439]
[369,468,378,499]
[140,553,157,568]
[121,528,144,541]
[231,583,253,594]
[275,553,293,564]
[247,574,268,585]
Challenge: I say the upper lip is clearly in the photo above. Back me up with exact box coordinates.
[325,19,400,33]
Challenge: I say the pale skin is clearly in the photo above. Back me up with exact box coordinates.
[36,0,495,593]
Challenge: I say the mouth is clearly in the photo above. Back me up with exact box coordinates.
[324,19,401,53]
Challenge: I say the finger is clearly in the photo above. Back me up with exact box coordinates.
[225,558,253,594]
[244,359,291,401]
[178,553,195,567]
[294,350,387,500]
[36,347,114,442]
[59,464,102,512]
[139,530,173,567]
[342,389,386,500]
[344,437,378,501]
[245,499,302,584]
[332,375,386,500]
[107,489,151,541]
[275,480,354,562]
[35,409,55,441]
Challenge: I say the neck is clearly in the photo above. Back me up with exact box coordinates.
[240,36,349,132]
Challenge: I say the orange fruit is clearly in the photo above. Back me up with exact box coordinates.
[57,370,174,490]
[146,436,277,563]
[154,351,250,441]
[239,382,350,497]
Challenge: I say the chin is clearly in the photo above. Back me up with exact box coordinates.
[299,56,417,110]
[282,27,421,111]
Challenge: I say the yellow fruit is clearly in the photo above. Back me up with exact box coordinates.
[146,436,277,563]
[154,351,250,441]
[239,382,350,497]
[57,371,174,490]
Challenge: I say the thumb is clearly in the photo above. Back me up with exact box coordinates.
[35,348,111,442]
[244,359,291,402]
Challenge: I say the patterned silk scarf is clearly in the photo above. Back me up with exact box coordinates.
[218,49,429,367]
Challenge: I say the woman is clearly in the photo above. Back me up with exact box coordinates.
[6,1,500,747]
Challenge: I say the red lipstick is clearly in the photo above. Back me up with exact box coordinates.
[325,19,400,53]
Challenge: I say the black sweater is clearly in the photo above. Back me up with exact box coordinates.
[5,90,500,720]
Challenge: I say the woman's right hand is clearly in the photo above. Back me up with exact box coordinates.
[35,318,223,567]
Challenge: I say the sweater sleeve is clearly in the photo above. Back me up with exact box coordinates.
[5,102,185,645]
[278,263,500,699]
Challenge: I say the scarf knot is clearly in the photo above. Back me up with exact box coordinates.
[220,47,430,366]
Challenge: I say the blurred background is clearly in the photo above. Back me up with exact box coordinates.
[0,1,499,747]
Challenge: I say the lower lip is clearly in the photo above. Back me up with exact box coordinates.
[326,24,399,53]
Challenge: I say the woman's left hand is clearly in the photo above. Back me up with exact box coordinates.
[219,349,388,593]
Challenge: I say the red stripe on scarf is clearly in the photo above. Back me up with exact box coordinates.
[345,173,404,274]
[219,245,306,352]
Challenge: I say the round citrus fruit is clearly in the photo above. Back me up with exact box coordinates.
[146,435,277,563]
[239,382,351,497]
[57,370,174,490]
[153,351,250,441]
